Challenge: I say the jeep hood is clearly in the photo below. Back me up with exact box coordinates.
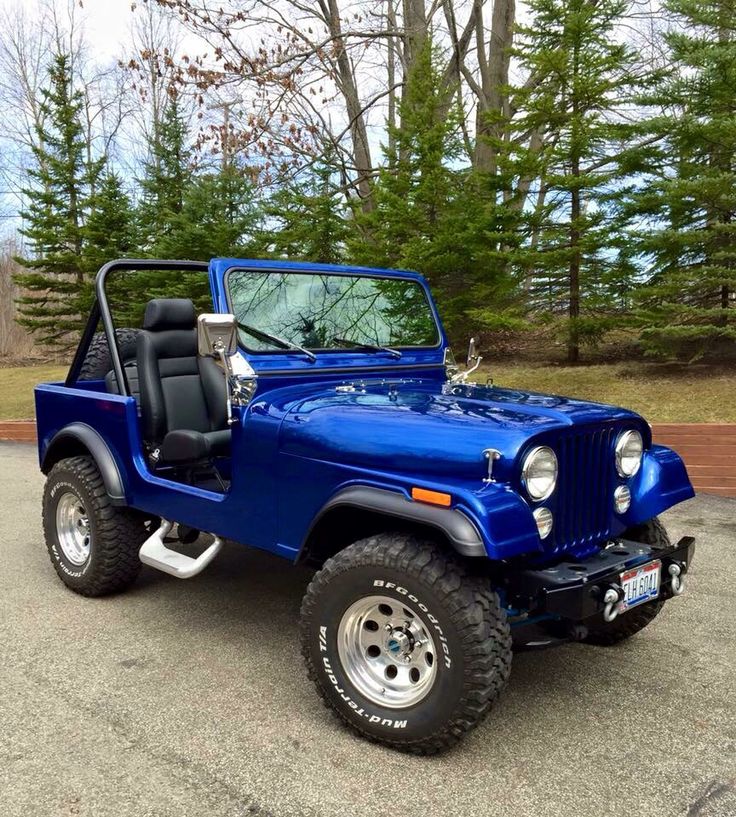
[277,380,645,480]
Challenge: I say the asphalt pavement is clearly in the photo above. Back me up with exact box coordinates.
[1,441,734,817]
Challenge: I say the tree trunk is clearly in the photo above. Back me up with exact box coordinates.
[402,0,428,85]
[568,39,581,365]
[386,0,398,153]
[324,0,375,212]
[569,179,581,364]
[474,0,515,174]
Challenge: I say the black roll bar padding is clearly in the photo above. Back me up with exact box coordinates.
[65,258,210,395]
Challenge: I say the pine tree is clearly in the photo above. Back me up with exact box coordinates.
[510,0,641,362]
[14,52,104,347]
[124,98,210,322]
[352,40,514,340]
[85,173,145,326]
[255,159,350,264]
[155,167,258,260]
[624,0,736,360]
[137,97,192,252]
[84,173,138,275]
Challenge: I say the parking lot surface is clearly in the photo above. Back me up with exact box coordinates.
[1,441,734,817]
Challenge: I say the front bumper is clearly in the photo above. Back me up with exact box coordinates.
[503,535,695,622]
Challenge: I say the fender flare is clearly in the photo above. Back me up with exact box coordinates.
[41,423,127,504]
[302,485,486,558]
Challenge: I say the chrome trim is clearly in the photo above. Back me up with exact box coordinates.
[337,594,438,708]
[614,484,631,513]
[533,506,554,539]
[482,448,501,483]
[56,490,91,565]
[521,445,558,502]
[615,430,643,477]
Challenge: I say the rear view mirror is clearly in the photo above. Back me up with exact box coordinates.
[197,313,238,358]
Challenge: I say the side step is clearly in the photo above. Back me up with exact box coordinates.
[139,520,223,579]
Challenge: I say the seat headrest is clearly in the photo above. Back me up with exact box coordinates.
[142,299,197,331]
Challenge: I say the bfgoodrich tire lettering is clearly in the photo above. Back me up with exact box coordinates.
[42,456,147,596]
[300,533,512,754]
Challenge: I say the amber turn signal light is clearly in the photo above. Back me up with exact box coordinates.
[411,487,452,507]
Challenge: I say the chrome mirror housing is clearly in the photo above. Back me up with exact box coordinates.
[197,313,257,420]
[197,313,238,358]
[447,337,483,385]
[467,337,479,367]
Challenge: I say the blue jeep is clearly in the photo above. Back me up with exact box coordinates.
[35,258,695,753]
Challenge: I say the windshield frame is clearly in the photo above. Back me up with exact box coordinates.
[223,265,444,356]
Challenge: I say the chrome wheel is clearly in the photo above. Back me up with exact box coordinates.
[55,491,91,566]
[337,594,438,709]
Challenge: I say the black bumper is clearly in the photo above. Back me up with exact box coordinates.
[503,536,695,622]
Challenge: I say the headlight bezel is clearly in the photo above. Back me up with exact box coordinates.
[533,506,554,538]
[521,445,558,502]
[615,429,643,478]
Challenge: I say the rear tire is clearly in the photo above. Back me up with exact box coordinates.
[300,533,512,754]
[42,456,146,596]
[583,517,670,646]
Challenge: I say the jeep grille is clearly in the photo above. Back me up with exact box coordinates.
[549,427,618,554]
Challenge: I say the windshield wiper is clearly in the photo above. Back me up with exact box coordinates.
[237,321,317,362]
[332,337,402,359]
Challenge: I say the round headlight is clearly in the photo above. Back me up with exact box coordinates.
[521,446,558,501]
[615,430,643,477]
[533,507,554,539]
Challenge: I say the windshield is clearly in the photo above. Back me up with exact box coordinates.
[226,269,440,352]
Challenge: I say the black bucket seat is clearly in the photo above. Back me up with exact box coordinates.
[136,298,231,464]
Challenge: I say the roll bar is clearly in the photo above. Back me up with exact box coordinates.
[65,259,209,395]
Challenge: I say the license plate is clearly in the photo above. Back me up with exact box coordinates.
[619,560,661,612]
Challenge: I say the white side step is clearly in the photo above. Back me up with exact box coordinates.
[139,520,223,579]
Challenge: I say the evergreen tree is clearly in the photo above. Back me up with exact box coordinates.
[123,98,209,323]
[254,159,350,264]
[84,173,138,275]
[14,52,104,347]
[624,0,736,359]
[353,41,514,340]
[510,0,642,362]
[85,173,145,327]
[137,97,192,251]
[155,167,258,260]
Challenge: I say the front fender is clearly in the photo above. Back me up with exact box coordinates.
[303,485,487,557]
[623,444,695,526]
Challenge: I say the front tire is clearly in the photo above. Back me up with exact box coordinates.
[584,517,670,646]
[300,533,511,754]
[42,456,147,596]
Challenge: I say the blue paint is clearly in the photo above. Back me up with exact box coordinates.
[34,258,695,571]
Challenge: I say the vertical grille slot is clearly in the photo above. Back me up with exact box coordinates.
[550,427,615,554]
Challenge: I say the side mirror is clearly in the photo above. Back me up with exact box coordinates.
[197,313,256,424]
[197,313,238,358]
[467,337,479,367]
[446,337,483,385]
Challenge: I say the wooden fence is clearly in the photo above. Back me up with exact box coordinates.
[651,424,736,498]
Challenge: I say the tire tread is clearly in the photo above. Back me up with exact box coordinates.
[300,533,511,754]
[42,456,144,596]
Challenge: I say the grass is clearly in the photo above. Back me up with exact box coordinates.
[0,365,67,420]
[0,361,734,423]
